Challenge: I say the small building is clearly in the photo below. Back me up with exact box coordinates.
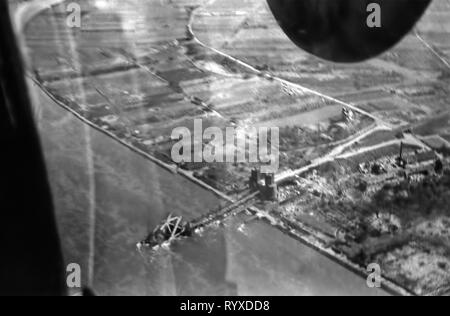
[249,169,278,201]
[396,142,408,168]
[413,150,438,165]
[342,107,355,122]
[249,168,261,191]
[262,173,278,201]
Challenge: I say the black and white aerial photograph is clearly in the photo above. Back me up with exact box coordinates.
[1,0,450,299]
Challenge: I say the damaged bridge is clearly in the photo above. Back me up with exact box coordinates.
[138,191,260,249]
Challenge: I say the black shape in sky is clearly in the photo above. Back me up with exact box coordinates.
[268,0,431,62]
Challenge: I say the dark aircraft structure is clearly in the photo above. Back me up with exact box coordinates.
[0,0,433,295]
[268,0,432,62]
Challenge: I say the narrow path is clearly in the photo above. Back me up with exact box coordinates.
[415,30,450,70]
[191,191,259,228]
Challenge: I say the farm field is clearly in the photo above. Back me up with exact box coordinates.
[24,0,378,196]
[193,0,450,129]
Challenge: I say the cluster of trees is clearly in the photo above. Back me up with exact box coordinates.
[372,172,450,218]
[317,170,450,246]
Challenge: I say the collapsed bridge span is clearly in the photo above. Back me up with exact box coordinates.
[138,191,260,250]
